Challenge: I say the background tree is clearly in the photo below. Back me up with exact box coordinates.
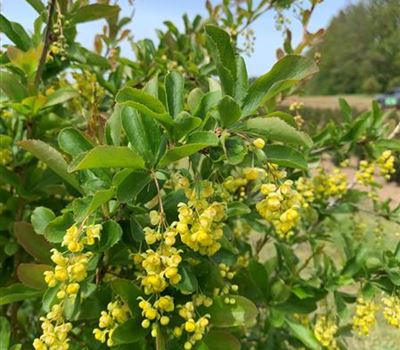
[306,0,400,95]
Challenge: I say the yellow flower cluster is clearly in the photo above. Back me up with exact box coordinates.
[295,177,315,206]
[139,295,175,331]
[33,304,72,350]
[134,246,182,294]
[44,249,91,299]
[313,168,347,199]
[377,150,396,179]
[72,70,105,106]
[382,295,400,328]
[256,180,303,239]
[233,219,252,238]
[93,299,131,346]
[62,224,102,253]
[313,315,339,350]
[176,180,225,256]
[289,101,304,111]
[175,299,211,350]
[355,160,375,186]
[34,223,98,350]
[352,297,379,336]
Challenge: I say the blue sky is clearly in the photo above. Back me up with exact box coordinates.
[2,0,352,76]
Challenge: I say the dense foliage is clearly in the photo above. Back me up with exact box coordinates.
[0,1,400,350]
[306,0,400,94]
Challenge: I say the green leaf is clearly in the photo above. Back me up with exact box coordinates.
[58,127,93,157]
[106,105,123,146]
[265,111,297,128]
[339,98,352,123]
[0,70,27,101]
[375,139,400,152]
[194,91,222,119]
[31,207,56,235]
[208,295,258,328]
[0,14,31,50]
[203,330,241,350]
[44,212,74,243]
[112,318,148,345]
[205,25,236,96]
[26,0,45,13]
[173,112,202,141]
[17,263,50,290]
[14,222,52,264]
[98,220,123,251]
[188,131,219,145]
[68,146,145,171]
[286,319,321,350]
[227,202,251,217]
[159,144,211,168]
[7,45,42,77]
[42,286,59,313]
[264,145,308,170]
[175,265,198,295]
[72,188,114,222]
[116,87,174,128]
[159,132,219,167]
[165,71,184,118]
[242,55,318,116]
[224,136,247,165]
[246,117,312,147]
[43,87,78,108]
[121,106,161,167]
[18,140,82,192]
[0,283,42,305]
[234,56,248,102]
[187,87,204,114]
[116,170,152,203]
[111,278,143,313]
[70,4,120,24]
[217,95,241,128]
[0,316,10,350]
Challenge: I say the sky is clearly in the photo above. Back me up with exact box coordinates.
[1,0,352,76]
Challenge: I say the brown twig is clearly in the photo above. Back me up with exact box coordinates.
[34,0,57,88]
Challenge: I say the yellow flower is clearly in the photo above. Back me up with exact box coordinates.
[382,295,400,328]
[352,297,379,336]
[314,315,339,350]
[253,138,265,149]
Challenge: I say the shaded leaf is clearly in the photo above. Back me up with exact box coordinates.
[17,263,50,290]
[0,283,42,305]
[208,295,258,328]
[31,207,56,235]
[14,222,52,264]
[18,140,81,192]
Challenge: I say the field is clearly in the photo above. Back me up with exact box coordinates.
[282,95,374,111]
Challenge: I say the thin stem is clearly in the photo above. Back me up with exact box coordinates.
[156,324,166,350]
[152,171,166,226]
[389,120,400,139]
[34,0,57,88]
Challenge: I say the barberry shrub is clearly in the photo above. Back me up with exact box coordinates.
[1,1,400,350]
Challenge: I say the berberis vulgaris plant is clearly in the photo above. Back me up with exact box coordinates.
[1,1,400,350]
